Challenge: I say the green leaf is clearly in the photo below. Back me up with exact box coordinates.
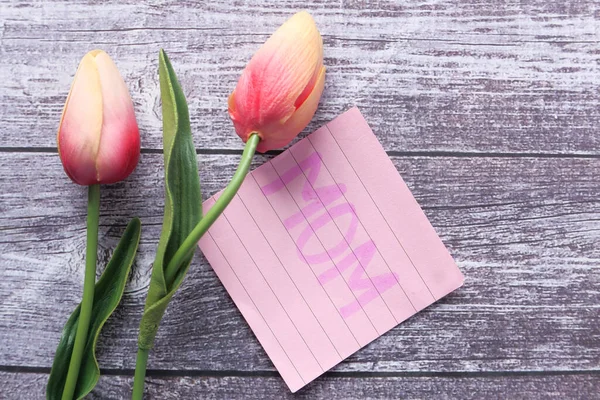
[137,49,202,350]
[46,217,142,400]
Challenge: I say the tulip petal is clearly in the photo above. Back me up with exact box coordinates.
[257,66,326,153]
[294,57,322,109]
[94,51,140,184]
[58,52,103,185]
[227,91,237,115]
[233,11,323,137]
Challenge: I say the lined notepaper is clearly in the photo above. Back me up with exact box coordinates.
[198,107,464,392]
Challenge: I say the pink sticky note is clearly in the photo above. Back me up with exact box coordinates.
[198,107,464,392]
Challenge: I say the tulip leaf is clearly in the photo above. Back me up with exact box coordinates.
[137,49,202,350]
[46,217,142,400]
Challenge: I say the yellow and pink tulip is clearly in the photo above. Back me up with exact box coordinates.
[49,50,142,400]
[57,50,140,185]
[228,11,326,152]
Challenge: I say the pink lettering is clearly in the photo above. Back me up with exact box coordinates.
[261,152,322,197]
[262,151,398,318]
[295,202,358,264]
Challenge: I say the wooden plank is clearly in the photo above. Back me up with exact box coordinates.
[1,153,598,372]
[1,0,598,153]
[2,371,600,400]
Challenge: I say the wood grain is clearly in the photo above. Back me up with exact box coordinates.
[1,153,598,373]
[1,0,599,153]
[1,0,599,397]
[2,371,600,400]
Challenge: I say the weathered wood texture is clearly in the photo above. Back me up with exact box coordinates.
[1,0,599,153]
[1,154,599,373]
[1,0,599,398]
[3,371,600,400]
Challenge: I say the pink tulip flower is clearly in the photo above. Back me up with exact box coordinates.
[228,11,326,153]
[58,50,140,185]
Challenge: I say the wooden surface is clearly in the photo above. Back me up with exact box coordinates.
[1,0,599,399]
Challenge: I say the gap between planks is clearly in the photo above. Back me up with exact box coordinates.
[1,365,599,379]
[0,147,598,159]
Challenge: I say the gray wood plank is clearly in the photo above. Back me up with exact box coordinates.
[1,0,598,153]
[2,371,600,400]
[1,153,598,372]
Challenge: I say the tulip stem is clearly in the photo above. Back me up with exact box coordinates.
[130,133,260,400]
[163,133,261,287]
[61,184,100,400]
[131,347,149,399]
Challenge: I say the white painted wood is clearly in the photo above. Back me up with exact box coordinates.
[0,0,598,153]
[1,153,598,373]
[1,0,598,397]
[2,371,600,400]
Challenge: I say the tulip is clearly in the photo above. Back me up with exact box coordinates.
[58,49,140,186]
[228,11,326,152]
[157,12,327,286]
[51,50,140,400]
[132,15,328,395]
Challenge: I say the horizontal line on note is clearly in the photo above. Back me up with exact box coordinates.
[2,365,599,379]
[0,147,598,159]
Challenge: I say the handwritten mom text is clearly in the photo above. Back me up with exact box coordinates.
[261,151,399,318]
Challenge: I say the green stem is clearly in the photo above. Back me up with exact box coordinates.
[61,184,100,400]
[163,133,260,286]
[131,348,149,400]
[130,133,260,400]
